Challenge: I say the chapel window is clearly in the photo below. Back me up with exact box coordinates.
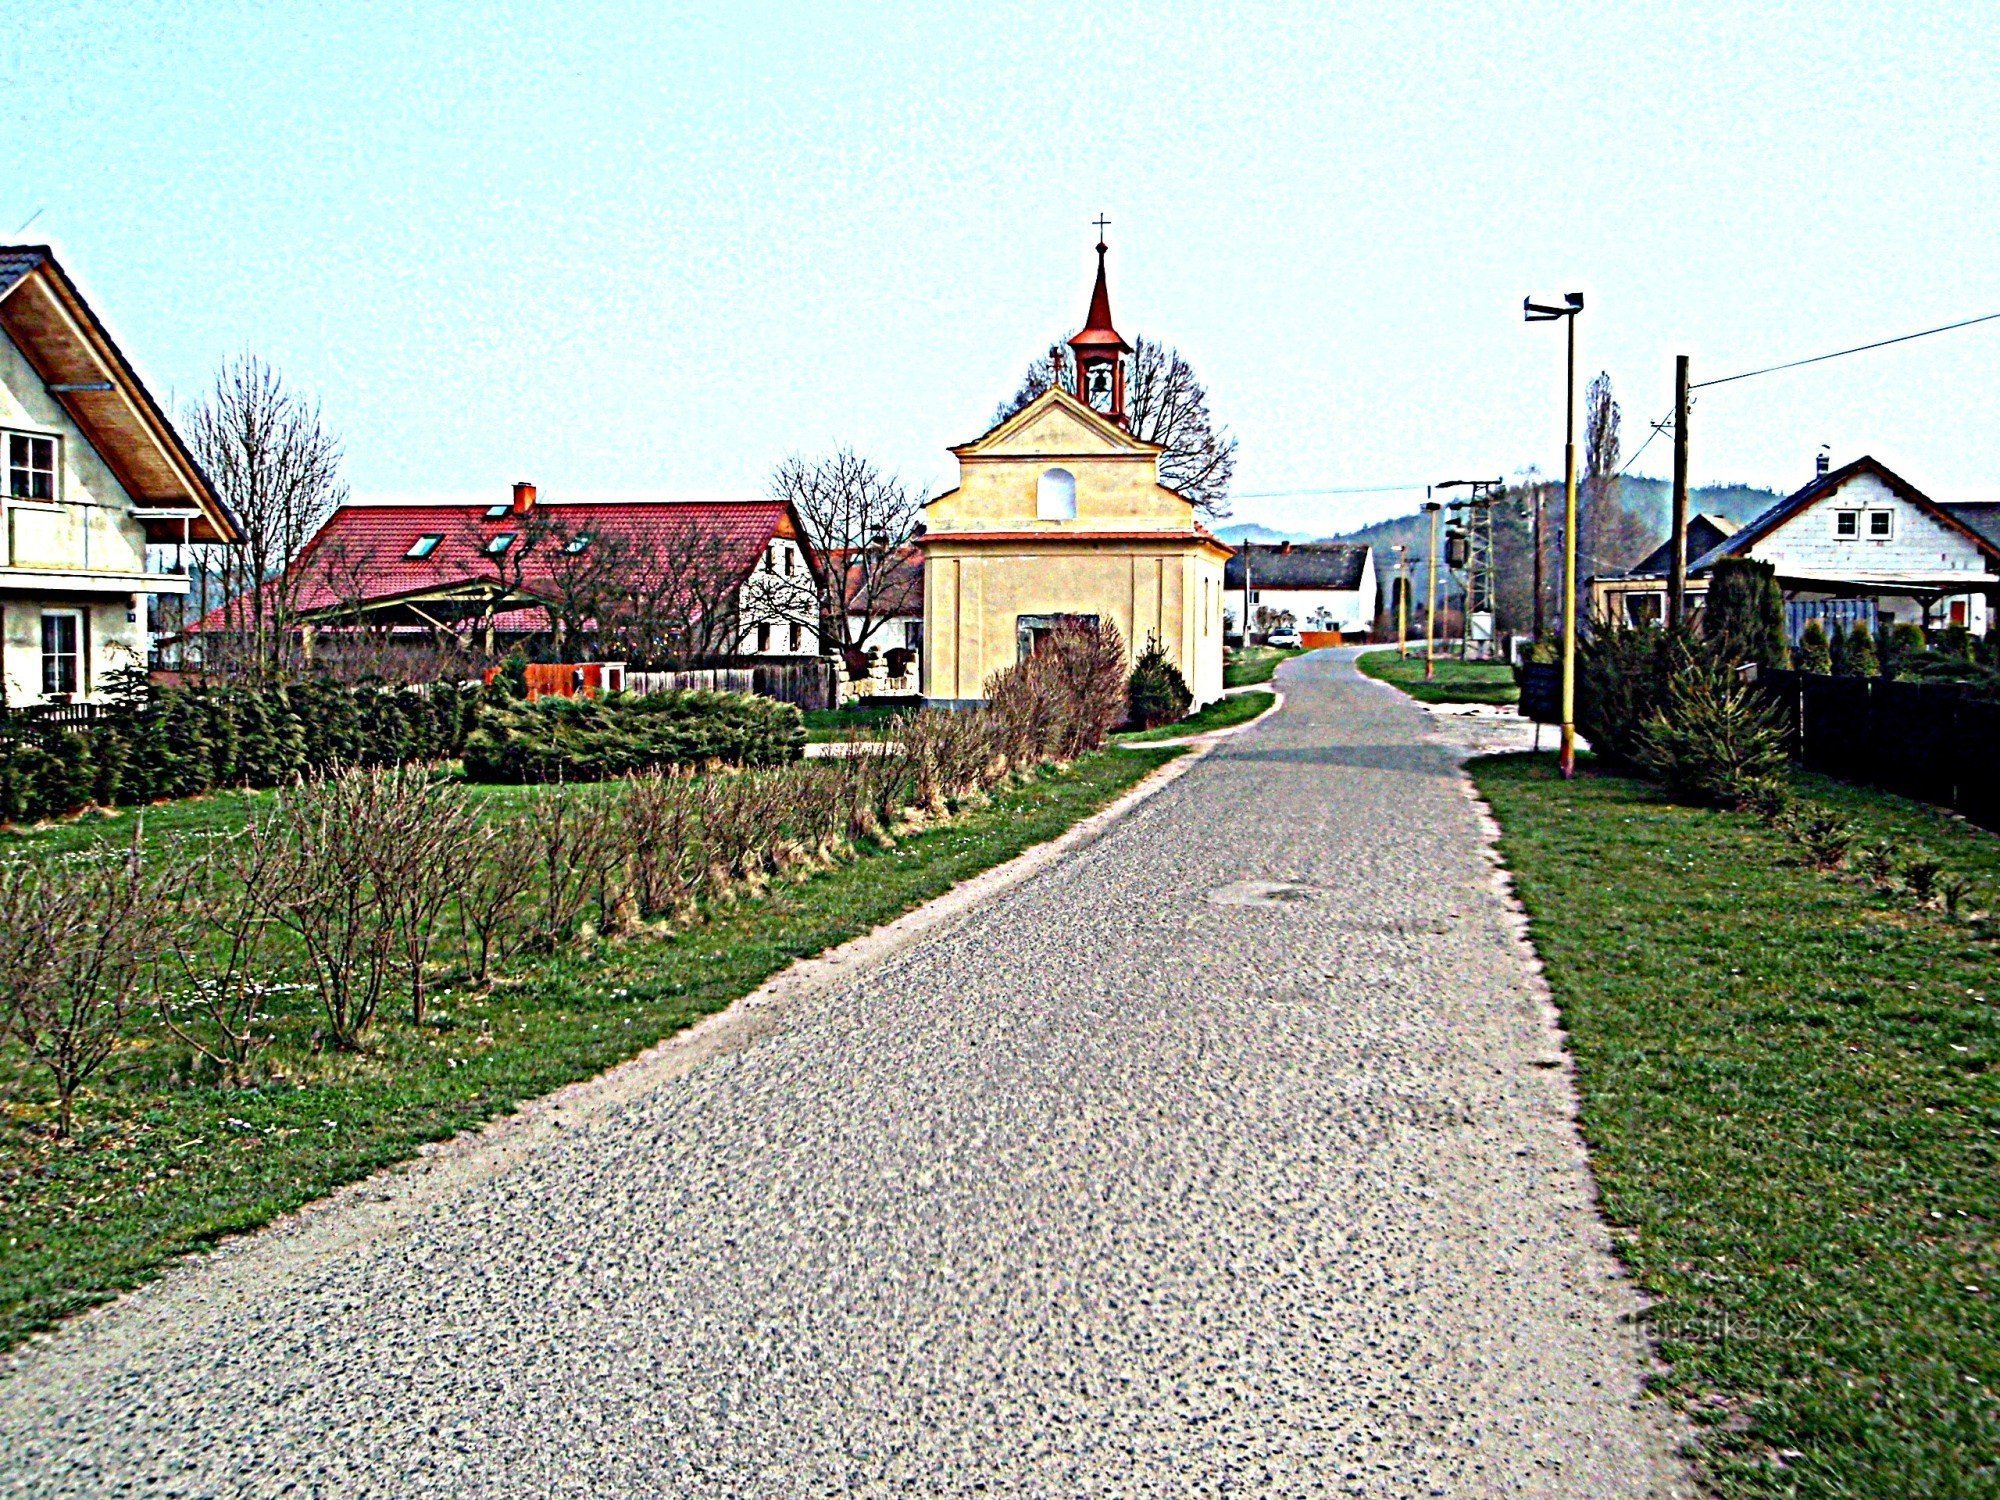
[1037,467,1077,521]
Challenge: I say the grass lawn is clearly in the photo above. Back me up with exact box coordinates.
[800,703,911,741]
[1223,645,1301,688]
[1357,646,1519,705]
[1115,688,1275,743]
[1472,753,1999,1498]
[0,746,1181,1350]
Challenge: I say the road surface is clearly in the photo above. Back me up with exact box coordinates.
[0,650,1686,1497]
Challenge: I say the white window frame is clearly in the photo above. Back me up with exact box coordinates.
[40,608,84,698]
[1867,509,1894,539]
[1834,510,1859,538]
[5,429,60,506]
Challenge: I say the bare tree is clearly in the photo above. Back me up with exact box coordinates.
[156,825,287,1087]
[1579,372,1652,580]
[0,826,167,1137]
[188,354,348,679]
[994,335,1237,516]
[603,519,794,667]
[768,450,923,667]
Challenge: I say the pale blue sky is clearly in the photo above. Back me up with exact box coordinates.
[6,1,1997,533]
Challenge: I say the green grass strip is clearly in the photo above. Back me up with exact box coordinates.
[1223,646,1301,688]
[1114,688,1274,743]
[0,747,1181,1350]
[1471,753,1999,1499]
[1357,645,1519,704]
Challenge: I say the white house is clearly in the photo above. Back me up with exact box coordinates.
[0,246,238,704]
[1222,542,1376,637]
[1688,456,1997,637]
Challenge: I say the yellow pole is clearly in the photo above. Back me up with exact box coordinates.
[1560,312,1580,778]
[1424,497,1441,681]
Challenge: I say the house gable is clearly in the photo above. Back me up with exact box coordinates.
[0,247,235,543]
[1691,457,2000,586]
[928,387,1197,534]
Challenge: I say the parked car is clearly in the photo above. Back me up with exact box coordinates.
[1265,628,1303,649]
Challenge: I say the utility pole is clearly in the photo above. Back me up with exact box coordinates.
[1394,545,1410,657]
[1423,494,1442,681]
[1668,353,1690,630]
[1560,307,1581,777]
[1242,543,1255,647]
[1525,291,1585,779]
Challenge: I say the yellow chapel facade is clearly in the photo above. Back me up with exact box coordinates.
[918,245,1231,707]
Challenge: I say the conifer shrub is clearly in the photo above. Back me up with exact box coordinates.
[1841,621,1879,678]
[1705,557,1791,670]
[460,690,805,784]
[1633,639,1790,808]
[1796,618,1833,675]
[1126,632,1192,729]
[1576,621,1672,768]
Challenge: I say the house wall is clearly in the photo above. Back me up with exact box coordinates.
[1233,583,1374,633]
[921,543,1224,706]
[1749,471,1990,632]
[735,536,822,656]
[0,331,158,702]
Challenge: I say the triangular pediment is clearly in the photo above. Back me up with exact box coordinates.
[952,386,1162,461]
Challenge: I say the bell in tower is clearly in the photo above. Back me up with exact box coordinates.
[1068,219,1133,426]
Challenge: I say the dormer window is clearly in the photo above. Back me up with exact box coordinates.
[486,532,517,555]
[564,533,592,555]
[1036,467,1077,521]
[405,534,442,559]
[7,433,55,501]
[484,502,512,519]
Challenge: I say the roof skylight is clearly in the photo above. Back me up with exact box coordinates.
[484,503,512,519]
[486,532,517,555]
[405,534,442,560]
[564,533,592,555]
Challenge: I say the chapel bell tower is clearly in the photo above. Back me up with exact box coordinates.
[1067,222,1132,427]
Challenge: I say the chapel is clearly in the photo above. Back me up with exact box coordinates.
[917,237,1230,706]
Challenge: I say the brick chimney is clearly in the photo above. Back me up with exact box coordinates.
[512,480,537,515]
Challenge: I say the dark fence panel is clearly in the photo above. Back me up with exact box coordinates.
[1777,671,2000,834]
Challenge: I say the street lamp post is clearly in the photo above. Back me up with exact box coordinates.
[1524,291,1585,778]
[1423,495,1442,681]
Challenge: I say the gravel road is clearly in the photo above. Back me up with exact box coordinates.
[0,650,1688,1497]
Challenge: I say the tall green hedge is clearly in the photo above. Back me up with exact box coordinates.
[0,680,482,824]
[461,690,804,783]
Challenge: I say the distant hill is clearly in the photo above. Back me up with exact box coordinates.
[1213,522,1320,546]
[1322,481,1785,556]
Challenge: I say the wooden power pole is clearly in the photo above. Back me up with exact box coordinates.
[1668,354,1690,629]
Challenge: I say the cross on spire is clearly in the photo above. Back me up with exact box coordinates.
[1093,213,1110,247]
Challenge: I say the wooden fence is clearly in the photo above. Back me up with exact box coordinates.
[627,660,837,712]
[1760,670,2000,832]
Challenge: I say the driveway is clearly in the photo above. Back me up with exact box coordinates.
[0,650,1686,1497]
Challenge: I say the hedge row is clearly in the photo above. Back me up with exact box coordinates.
[0,680,483,824]
[460,690,805,783]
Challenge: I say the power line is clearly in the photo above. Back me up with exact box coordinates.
[1233,482,1428,499]
[1691,311,2000,390]
[1617,415,1671,477]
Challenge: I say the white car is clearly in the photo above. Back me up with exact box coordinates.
[1264,628,1303,649]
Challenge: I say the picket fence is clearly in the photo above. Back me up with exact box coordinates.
[627,660,838,712]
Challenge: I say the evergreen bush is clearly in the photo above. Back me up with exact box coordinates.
[1842,621,1879,678]
[1576,621,1671,768]
[460,690,805,784]
[1126,633,1192,729]
[1705,557,1791,670]
[1633,638,1790,808]
[1796,619,1833,675]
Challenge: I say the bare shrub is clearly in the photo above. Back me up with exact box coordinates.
[263,772,403,1048]
[361,767,479,1024]
[623,770,703,920]
[0,827,168,1136]
[157,822,288,1086]
[461,818,540,985]
[524,786,627,947]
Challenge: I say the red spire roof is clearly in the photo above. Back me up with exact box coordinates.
[1067,240,1131,354]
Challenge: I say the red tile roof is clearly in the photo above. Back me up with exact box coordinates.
[187,498,799,633]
